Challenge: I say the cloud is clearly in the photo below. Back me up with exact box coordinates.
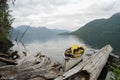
[10,0,120,31]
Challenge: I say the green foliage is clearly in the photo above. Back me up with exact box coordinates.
[0,0,15,42]
[110,66,120,80]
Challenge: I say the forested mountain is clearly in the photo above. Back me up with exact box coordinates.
[71,13,120,55]
[72,13,120,35]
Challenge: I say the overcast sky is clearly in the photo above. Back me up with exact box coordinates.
[10,0,120,31]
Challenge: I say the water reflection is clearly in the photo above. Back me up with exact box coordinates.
[11,35,94,64]
[75,34,120,55]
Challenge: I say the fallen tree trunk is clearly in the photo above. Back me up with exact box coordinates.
[0,53,9,58]
[0,65,19,76]
[0,57,17,65]
[0,53,62,80]
[1,68,59,80]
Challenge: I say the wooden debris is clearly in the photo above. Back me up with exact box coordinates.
[0,51,20,65]
[0,53,9,58]
[0,44,113,80]
[10,51,20,60]
[0,52,62,80]
[0,68,59,80]
[0,57,17,65]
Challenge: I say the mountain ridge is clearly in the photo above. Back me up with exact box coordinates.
[10,25,67,43]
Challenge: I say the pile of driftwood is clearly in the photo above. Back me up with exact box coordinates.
[0,51,19,65]
[0,52,62,80]
[0,45,118,80]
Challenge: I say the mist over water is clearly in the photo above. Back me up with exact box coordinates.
[11,35,95,64]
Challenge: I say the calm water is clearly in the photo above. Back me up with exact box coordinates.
[11,35,95,64]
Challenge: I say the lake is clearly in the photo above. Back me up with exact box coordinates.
[11,35,95,64]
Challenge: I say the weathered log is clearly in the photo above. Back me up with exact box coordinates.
[28,77,46,80]
[0,57,17,65]
[0,53,9,58]
[0,65,18,76]
[0,53,62,80]
[18,56,52,72]
[0,68,59,80]
[17,54,51,70]
[0,64,61,80]
[85,45,112,80]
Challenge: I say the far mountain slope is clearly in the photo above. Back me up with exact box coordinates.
[10,25,67,43]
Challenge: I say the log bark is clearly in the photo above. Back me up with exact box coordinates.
[0,57,17,65]
[0,53,61,80]
[0,67,59,80]
[0,53,9,58]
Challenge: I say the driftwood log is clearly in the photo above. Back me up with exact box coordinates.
[0,52,62,80]
[0,51,20,65]
[0,57,17,65]
[0,53,9,58]
[55,44,113,80]
[0,68,59,80]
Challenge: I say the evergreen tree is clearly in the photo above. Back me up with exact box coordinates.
[0,0,15,52]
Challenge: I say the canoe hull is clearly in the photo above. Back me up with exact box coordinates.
[64,56,83,72]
